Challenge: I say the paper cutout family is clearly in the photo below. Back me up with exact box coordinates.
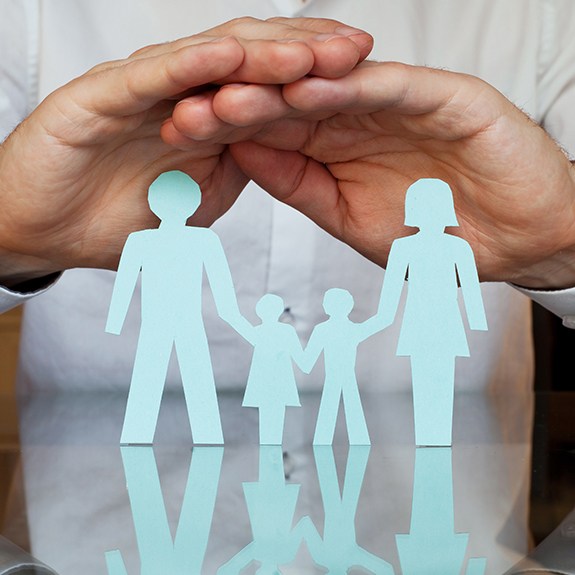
[105,171,487,447]
[105,446,487,575]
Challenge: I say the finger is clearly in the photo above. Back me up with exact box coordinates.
[133,16,372,62]
[230,141,343,235]
[63,37,246,118]
[171,84,295,141]
[283,61,506,138]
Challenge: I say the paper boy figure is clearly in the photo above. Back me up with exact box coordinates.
[106,170,249,445]
[378,178,487,446]
[241,293,305,445]
[301,288,383,445]
[305,446,395,574]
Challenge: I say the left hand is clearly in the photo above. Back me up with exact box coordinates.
[167,61,575,289]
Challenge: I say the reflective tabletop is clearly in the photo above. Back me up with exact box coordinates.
[2,389,575,574]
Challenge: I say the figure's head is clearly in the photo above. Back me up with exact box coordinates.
[256,293,285,322]
[322,288,354,317]
[147,170,201,222]
[404,178,459,229]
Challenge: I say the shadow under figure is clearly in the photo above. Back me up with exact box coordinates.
[378,179,488,446]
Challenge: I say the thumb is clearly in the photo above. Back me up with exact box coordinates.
[230,141,342,235]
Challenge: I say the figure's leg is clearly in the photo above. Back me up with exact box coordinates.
[410,355,456,446]
[341,378,370,445]
[313,381,342,445]
[121,329,173,445]
[175,332,223,444]
[258,406,286,445]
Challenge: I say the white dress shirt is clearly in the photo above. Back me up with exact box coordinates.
[1,0,575,397]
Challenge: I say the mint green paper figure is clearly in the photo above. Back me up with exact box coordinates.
[106,171,249,445]
[105,446,223,575]
[395,448,486,575]
[241,294,305,445]
[217,446,309,575]
[378,179,487,447]
[305,446,395,575]
[301,288,383,445]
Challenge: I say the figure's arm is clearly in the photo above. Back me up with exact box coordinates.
[105,233,143,335]
[203,232,252,335]
[357,313,387,341]
[456,241,488,331]
[289,329,307,369]
[298,327,324,374]
[378,240,410,327]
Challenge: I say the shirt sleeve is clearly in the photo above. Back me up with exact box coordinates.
[537,0,575,158]
[0,0,39,141]
[0,0,52,313]
[512,284,575,328]
[0,273,61,314]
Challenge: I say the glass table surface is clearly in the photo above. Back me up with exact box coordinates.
[1,389,574,575]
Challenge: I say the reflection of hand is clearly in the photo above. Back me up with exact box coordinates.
[0,17,372,287]
[174,61,575,289]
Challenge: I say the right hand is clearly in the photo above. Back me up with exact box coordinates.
[0,17,373,287]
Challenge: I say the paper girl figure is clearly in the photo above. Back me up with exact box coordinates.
[305,446,395,575]
[395,448,486,575]
[217,446,309,575]
[300,288,384,445]
[105,171,250,445]
[378,178,488,446]
[240,294,305,445]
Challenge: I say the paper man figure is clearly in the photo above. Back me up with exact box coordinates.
[395,448,487,575]
[240,294,305,445]
[305,446,395,575]
[106,171,249,445]
[378,179,487,446]
[300,288,383,445]
[105,446,223,575]
[217,446,309,575]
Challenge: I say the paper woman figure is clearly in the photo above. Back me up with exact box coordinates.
[301,288,384,445]
[240,294,305,445]
[305,446,394,575]
[105,446,223,575]
[378,179,487,446]
[106,171,250,445]
[217,446,309,575]
[395,448,486,575]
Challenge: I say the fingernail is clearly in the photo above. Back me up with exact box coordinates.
[334,25,367,37]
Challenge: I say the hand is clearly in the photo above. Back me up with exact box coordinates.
[0,17,373,287]
[174,61,575,289]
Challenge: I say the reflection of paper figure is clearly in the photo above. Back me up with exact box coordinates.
[105,446,223,575]
[301,288,382,445]
[105,171,249,445]
[305,445,394,574]
[217,446,308,574]
[395,448,486,575]
[378,179,487,446]
[241,294,305,445]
